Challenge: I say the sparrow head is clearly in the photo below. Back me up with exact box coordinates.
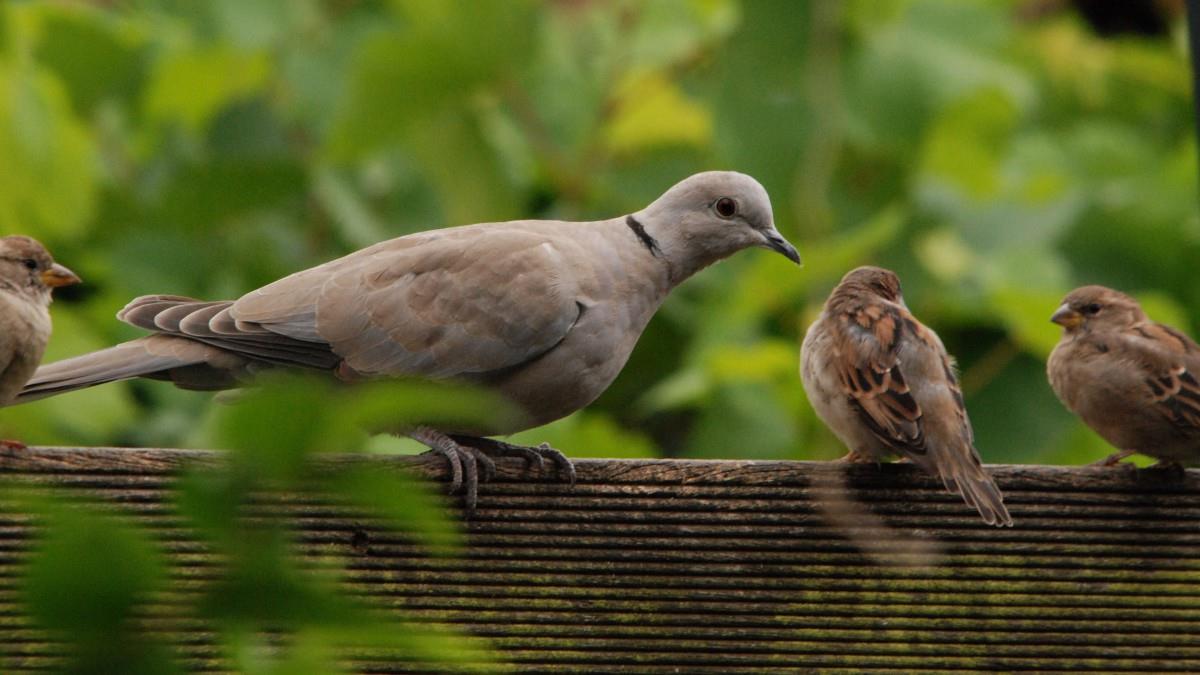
[1051,285,1145,334]
[634,171,800,278]
[0,235,80,305]
[832,265,904,304]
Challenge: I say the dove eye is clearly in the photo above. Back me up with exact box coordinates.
[1083,303,1102,315]
[22,259,37,270]
[713,197,737,219]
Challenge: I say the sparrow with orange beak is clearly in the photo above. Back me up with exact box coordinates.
[0,236,79,446]
[1048,285,1200,468]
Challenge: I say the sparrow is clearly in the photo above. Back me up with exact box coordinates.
[801,266,1012,526]
[0,236,80,446]
[1047,285,1200,468]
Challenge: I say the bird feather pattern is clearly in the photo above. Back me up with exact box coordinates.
[1049,285,1200,463]
[802,266,1011,526]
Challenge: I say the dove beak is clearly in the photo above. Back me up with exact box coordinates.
[1050,303,1082,329]
[761,230,801,265]
[41,263,81,288]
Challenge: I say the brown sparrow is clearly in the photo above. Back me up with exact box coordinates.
[801,266,1012,526]
[1048,285,1200,468]
[0,236,79,446]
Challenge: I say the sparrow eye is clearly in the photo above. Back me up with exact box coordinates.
[1083,303,1102,315]
[714,197,737,219]
[22,259,37,270]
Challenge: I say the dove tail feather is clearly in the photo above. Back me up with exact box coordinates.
[13,336,241,404]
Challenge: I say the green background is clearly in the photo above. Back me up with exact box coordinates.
[2,0,1196,467]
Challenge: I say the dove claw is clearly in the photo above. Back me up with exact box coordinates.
[536,442,577,487]
[411,430,574,516]
[410,426,468,497]
[469,447,498,484]
[458,449,479,514]
[450,435,576,486]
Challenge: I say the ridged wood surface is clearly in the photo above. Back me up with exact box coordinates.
[2,447,1199,673]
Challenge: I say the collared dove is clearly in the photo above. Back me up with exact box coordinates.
[801,267,1012,526]
[0,236,80,446]
[16,171,799,508]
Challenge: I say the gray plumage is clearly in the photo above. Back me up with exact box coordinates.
[20,172,798,424]
[16,172,799,505]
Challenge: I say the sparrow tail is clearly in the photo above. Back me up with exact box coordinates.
[941,462,1013,527]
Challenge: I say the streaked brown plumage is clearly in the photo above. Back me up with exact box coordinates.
[1047,285,1200,467]
[0,236,79,439]
[801,266,1012,526]
[13,172,800,508]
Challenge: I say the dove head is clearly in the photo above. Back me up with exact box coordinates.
[0,236,80,305]
[835,266,903,303]
[1051,285,1146,334]
[632,171,799,283]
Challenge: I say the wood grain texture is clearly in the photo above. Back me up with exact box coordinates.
[2,446,1199,673]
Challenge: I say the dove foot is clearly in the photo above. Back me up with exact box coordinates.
[450,435,577,487]
[0,439,26,451]
[408,429,576,515]
[1091,449,1137,467]
[409,427,497,514]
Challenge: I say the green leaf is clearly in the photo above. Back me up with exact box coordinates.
[915,227,975,283]
[986,283,1069,359]
[312,166,389,249]
[603,71,712,155]
[32,4,148,114]
[710,0,811,194]
[326,465,463,554]
[346,379,526,439]
[326,0,535,159]
[918,87,1019,199]
[155,158,307,231]
[144,45,271,132]
[208,374,355,482]
[687,381,797,459]
[21,494,176,674]
[0,61,96,238]
[509,411,660,458]
[400,110,521,226]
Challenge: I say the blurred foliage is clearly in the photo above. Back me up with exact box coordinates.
[11,375,510,672]
[0,0,1197,464]
[18,490,177,675]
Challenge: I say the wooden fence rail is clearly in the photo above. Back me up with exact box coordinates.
[2,447,1199,673]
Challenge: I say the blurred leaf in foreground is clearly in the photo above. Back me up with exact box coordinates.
[0,60,96,240]
[16,491,176,675]
[179,373,509,671]
[509,410,659,458]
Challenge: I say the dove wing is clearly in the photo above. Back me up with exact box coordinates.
[227,224,584,380]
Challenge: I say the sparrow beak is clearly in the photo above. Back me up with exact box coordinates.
[761,229,801,265]
[1050,303,1082,329]
[41,263,81,288]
